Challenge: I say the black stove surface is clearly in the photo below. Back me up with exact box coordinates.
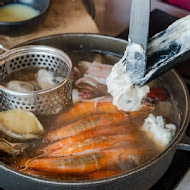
[150,148,190,189]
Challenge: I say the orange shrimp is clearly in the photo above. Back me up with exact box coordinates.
[41,124,134,156]
[18,148,145,174]
[19,152,106,174]
[46,112,128,141]
[43,134,138,157]
[56,102,121,125]
[47,105,153,142]
[56,102,153,126]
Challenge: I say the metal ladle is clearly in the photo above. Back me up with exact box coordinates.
[125,0,190,87]
[125,0,150,84]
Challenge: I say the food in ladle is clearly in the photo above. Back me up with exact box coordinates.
[106,56,150,112]
[0,109,44,140]
[106,15,190,112]
[107,15,190,104]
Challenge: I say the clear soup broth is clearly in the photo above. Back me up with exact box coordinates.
[0,51,179,181]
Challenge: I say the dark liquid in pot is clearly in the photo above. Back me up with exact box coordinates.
[0,52,179,181]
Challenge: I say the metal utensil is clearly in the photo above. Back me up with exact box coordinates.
[128,0,150,51]
[125,0,150,83]
[0,45,73,115]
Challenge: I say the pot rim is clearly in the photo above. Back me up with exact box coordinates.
[1,33,190,186]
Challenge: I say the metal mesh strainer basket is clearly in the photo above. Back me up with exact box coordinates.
[0,45,73,115]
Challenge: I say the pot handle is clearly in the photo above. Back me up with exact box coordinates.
[177,134,190,151]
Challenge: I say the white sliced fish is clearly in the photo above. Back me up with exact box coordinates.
[84,61,112,84]
[77,61,91,74]
[143,114,176,147]
[6,80,34,93]
[36,69,63,90]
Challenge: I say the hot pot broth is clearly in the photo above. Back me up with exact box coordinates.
[0,51,179,180]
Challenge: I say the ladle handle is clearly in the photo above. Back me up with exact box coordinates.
[138,49,190,86]
[128,0,150,51]
[137,16,190,86]
[126,0,150,84]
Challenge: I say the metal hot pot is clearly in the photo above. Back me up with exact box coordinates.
[0,34,190,190]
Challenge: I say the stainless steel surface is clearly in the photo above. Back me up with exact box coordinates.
[0,45,73,115]
[128,0,150,50]
[126,0,150,83]
[175,168,190,190]
[0,34,190,190]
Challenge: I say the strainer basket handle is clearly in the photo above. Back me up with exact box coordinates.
[0,44,8,53]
